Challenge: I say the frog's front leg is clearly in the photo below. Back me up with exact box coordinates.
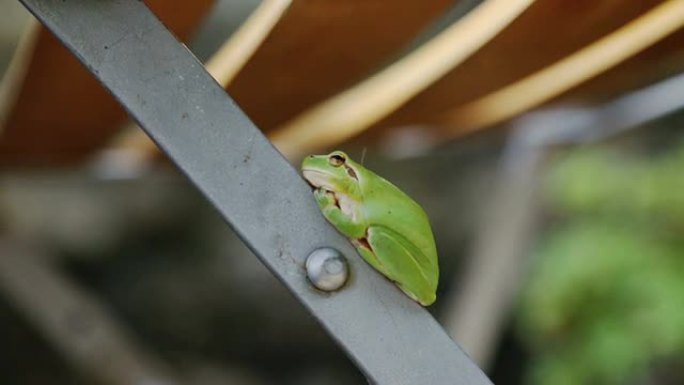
[313,188,366,239]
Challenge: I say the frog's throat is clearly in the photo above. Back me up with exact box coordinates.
[302,168,334,191]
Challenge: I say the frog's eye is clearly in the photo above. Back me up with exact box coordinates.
[329,154,345,167]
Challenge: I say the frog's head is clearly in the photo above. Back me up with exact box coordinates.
[301,151,361,198]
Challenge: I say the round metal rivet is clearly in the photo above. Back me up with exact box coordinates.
[306,247,349,292]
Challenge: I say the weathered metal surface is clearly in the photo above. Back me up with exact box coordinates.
[18,0,492,384]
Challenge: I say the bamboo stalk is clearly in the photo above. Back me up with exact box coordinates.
[0,18,40,132]
[205,0,292,86]
[268,0,535,158]
[442,0,684,135]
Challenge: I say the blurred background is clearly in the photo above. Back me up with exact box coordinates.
[1,0,683,384]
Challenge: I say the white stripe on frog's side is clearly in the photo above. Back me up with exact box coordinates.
[336,192,358,222]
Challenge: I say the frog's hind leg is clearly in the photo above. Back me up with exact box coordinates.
[355,234,432,305]
[364,225,437,306]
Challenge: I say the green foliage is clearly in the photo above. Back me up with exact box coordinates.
[518,141,684,385]
[547,145,684,226]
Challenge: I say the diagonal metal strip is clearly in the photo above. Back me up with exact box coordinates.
[17,1,492,384]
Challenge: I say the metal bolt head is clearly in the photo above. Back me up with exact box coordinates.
[306,247,349,291]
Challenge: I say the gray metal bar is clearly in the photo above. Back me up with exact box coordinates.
[17,1,492,384]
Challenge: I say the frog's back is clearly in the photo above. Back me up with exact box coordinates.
[358,170,438,266]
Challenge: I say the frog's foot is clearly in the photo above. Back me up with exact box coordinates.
[396,282,433,306]
[314,188,340,209]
